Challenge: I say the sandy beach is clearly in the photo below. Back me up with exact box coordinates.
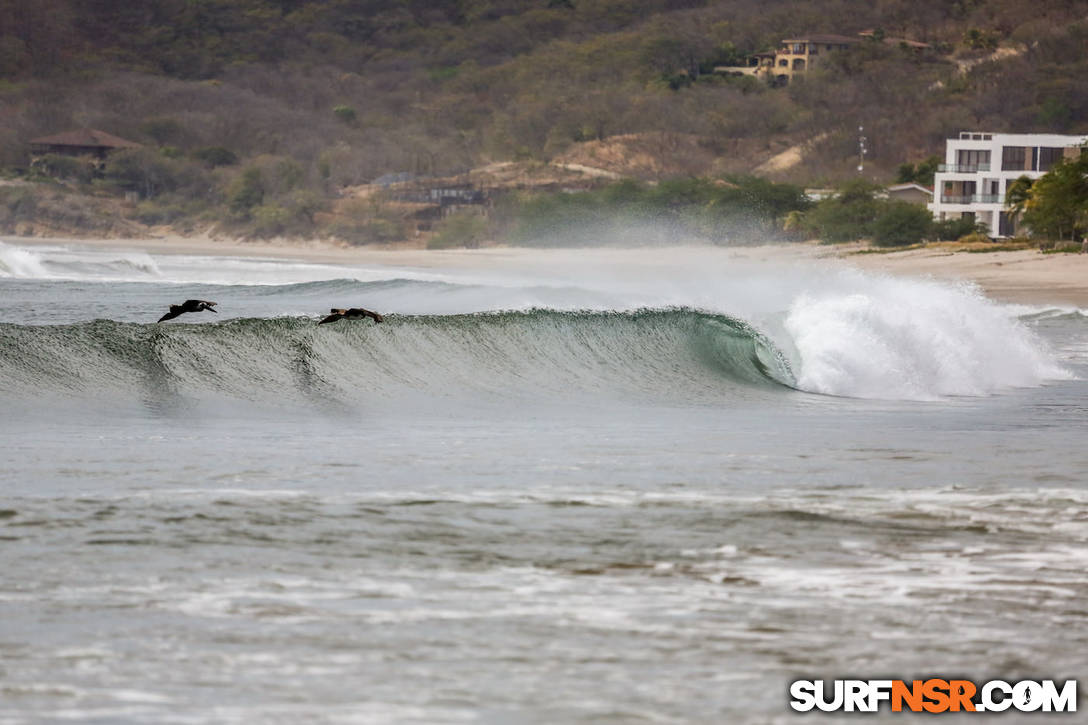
[6,234,1088,308]
[827,243,1088,308]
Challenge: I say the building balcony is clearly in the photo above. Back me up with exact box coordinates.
[940,194,1004,204]
[938,163,991,173]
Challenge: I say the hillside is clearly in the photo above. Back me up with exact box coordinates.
[1,0,1086,242]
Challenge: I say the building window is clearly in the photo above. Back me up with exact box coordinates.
[792,58,806,71]
[1001,146,1026,171]
[778,58,788,67]
[956,149,990,170]
[1038,147,1064,171]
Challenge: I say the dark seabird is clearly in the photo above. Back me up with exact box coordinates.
[318,308,384,325]
[157,299,217,322]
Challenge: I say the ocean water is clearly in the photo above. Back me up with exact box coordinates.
[1,239,1087,723]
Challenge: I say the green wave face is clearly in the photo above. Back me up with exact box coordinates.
[0,310,796,410]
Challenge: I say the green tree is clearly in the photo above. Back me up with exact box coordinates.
[35,153,94,183]
[139,117,183,146]
[898,156,942,187]
[191,146,238,167]
[872,201,932,246]
[803,180,884,242]
[1021,154,1088,241]
[1004,175,1034,229]
[963,28,999,50]
[428,210,488,249]
[228,167,265,216]
[102,148,183,199]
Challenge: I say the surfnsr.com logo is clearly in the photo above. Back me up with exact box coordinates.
[789,679,1077,713]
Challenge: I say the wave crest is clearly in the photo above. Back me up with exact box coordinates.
[0,309,795,409]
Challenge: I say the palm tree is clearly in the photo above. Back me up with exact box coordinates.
[1004,175,1034,233]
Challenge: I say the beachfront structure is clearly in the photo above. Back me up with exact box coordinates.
[885,183,933,205]
[929,132,1088,238]
[29,129,141,160]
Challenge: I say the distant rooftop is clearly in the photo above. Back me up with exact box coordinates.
[954,131,1087,142]
[30,129,141,149]
[858,30,930,49]
[374,172,418,187]
[780,34,860,45]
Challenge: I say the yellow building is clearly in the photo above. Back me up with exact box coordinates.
[715,32,928,84]
[771,34,859,83]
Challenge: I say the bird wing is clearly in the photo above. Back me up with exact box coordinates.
[348,308,383,323]
[318,312,343,325]
[158,307,183,322]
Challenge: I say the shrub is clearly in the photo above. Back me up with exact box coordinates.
[428,211,488,249]
[803,180,884,243]
[327,198,411,244]
[332,105,357,125]
[102,148,193,199]
[957,231,992,244]
[139,117,184,146]
[931,216,982,241]
[34,154,95,184]
[872,202,933,247]
[251,203,291,237]
[131,197,209,226]
[0,186,38,230]
[228,167,265,215]
[1041,242,1083,254]
[191,146,238,167]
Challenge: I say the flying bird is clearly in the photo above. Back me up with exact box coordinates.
[157,299,217,322]
[318,308,384,325]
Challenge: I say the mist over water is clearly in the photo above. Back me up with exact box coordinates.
[2,239,1088,723]
[0,240,1069,401]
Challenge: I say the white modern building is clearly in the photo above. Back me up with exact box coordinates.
[929,131,1087,238]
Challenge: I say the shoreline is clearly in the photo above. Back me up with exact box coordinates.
[4,234,1088,308]
[824,242,1088,308]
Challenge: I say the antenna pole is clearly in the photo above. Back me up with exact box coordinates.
[857,125,867,174]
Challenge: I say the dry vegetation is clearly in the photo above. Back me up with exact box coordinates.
[0,0,1086,243]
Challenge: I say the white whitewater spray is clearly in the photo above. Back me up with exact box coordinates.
[783,273,1071,400]
[0,242,161,280]
[0,242,51,278]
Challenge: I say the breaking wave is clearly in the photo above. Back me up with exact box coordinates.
[0,242,161,280]
[0,242,1074,404]
[0,310,796,410]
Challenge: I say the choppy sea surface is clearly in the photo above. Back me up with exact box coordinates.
[1,239,1087,723]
